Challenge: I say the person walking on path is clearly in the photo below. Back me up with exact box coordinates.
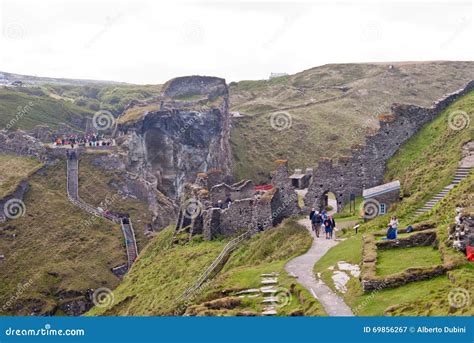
[329,215,336,239]
[323,217,332,239]
[311,210,322,237]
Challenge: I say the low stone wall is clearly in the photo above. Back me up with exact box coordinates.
[376,230,437,249]
[361,265,447,292]
[361,228,445,291]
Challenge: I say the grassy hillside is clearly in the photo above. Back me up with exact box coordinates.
[0,87,93,131]
[45,84,162,116]
[313,91,474,316]
[0,154,154,315]
[88,218,326,316]
[230,61,474,182]
[0,154,43,198]
[0,83,162,133]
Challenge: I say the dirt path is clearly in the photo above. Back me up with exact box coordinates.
[285,218,353,316]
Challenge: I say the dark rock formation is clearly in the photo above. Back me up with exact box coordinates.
[118,76,233,200]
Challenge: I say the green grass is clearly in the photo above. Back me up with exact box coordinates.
[0,153,156,315]
[376,246,443,276]
[230,62,474,183]
[0,161,124,315]
[385,90,474,219]
[88,218,326,316]
[313,90,474,316]
[0,154,43,198]
[313,236,362,300]
[0,87,93,131]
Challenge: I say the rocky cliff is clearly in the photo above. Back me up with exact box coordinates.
[118,76,233,199]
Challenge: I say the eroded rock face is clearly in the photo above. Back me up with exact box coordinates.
[119,76,233,199]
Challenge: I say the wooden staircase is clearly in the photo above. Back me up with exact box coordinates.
[66,151,138,271]
[415,166,472,216]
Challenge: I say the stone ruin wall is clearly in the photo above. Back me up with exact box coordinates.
[176,161,300,240]
[305,80,474,211]
[209,179,255,205]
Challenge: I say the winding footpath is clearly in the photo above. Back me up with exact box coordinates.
[285,217,354,316]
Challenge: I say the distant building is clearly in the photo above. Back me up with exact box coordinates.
[269,72,288,79]
[362,180,401,215]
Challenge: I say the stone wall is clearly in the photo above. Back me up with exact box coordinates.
[305,80,474,211]
[209,180,254,205]
[179,161,300,240]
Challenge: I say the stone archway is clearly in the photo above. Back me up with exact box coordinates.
[312,189,346,213]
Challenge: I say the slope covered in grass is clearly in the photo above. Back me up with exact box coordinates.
[314,90,474,316]
[0,154,43,198]
[0,160,124,315]
[230,61,473,183]
[0,153,155,315]
[88,218,325,316]
[0,87,93,131]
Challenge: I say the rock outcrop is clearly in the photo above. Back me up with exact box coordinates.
[118,76,233,199]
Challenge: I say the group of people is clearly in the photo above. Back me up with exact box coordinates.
[53,134,114,149]
[309,208,336,239]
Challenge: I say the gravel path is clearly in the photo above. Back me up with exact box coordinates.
[285,218,354,316]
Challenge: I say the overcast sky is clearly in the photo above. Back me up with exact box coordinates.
[0,0,472,84]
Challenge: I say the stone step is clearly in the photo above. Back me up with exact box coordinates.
[261,272,279,277]
[262,310,277,316]
[261,287,278,294]
[262,297,278,303]
[261,278,278,285]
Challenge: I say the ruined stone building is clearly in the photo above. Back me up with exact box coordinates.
[175,160,300,240]
[305,80,474,211]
